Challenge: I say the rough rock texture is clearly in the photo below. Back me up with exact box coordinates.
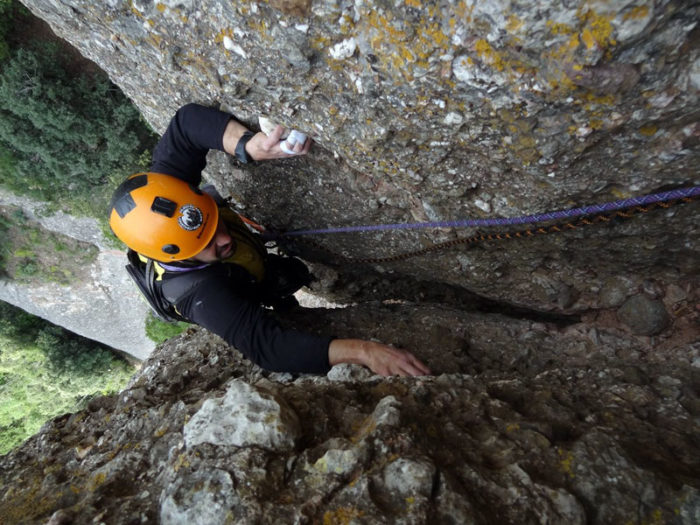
[0,189,153,359]
[1,305,698,524]
[2,1,699,523]
[18,0,699,318]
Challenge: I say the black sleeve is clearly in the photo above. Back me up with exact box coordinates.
[150,103,233,185]
[176,276,333,374]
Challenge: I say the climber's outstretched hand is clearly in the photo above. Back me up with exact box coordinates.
[329,339,431,377]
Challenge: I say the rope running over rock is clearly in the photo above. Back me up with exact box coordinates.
[280,186,700,237]
[284,197,696,265]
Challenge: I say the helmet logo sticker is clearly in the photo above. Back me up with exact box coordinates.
[178,204,203,231]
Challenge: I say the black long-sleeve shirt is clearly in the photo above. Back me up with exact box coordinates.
[150,103,332,374]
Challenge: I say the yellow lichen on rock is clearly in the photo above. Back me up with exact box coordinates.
[639,124,658,136]
[578,9,616,49]
[323,507,365,525]
[506,14,523,33]
[623,5,650,21]
[87,471,107,492]
[475,39,506,71]
[558,448,576,478]
[214,28,233,44]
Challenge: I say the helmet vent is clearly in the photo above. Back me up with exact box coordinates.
[162,244,180,255]
[151,197,177,217]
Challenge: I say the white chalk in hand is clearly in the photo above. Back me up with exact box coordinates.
[280,130,307,155]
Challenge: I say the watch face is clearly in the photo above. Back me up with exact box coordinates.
[178,204,204,231]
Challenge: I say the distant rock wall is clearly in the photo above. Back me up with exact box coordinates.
[0,189,153,359]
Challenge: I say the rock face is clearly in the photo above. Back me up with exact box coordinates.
[2,1,698,523]
[1,305,698,524]
[19,0,698,316]
[0,189,153,359]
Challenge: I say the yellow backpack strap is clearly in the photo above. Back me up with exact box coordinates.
[138,253,166,281]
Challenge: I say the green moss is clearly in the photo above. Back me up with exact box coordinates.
[145,314,189,344]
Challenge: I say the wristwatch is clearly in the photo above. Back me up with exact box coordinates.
[234,131,255,164]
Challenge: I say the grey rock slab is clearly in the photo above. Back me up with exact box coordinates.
[184,379,301,450]
[160,468,238,525]
[0,189,153,359]
[18,0,699,314]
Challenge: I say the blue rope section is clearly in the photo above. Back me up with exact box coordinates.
[281,186,700,237]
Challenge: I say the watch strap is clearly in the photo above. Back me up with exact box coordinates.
[234,131,255,164]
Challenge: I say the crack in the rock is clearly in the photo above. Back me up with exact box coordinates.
[330,270,582,327]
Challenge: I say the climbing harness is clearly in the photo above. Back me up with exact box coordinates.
[247,186,699,264]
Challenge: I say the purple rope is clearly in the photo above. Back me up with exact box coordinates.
[282,186,700,237]
[157,262,210,272]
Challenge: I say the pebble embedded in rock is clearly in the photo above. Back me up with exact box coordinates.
[616,294,670,336]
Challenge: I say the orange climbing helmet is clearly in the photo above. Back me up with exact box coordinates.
[109,172,219,261]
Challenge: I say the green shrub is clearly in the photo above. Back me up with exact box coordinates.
[0,0,14,61]
[0,301,135,454]
[145,314,189,344]
[0,144,15,182]
[0,45,157,215]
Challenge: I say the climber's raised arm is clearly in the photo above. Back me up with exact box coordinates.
[151,103,312,185]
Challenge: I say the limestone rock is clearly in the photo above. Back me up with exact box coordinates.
[0,189,153,358]
[327,363,374,382]
[16,0,698,324]
[160,468,237,525]
[381,456,436,499]
[184,379,300,450]
[0,304,698,523]
[1,1,699,523]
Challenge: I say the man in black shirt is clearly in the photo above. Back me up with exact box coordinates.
[110,104,430,377]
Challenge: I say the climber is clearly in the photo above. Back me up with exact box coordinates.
[109,103,430,377]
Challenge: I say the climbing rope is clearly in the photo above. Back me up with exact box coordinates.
[238,186,697,264]
[281,186,700,237]
[291,197,695,265]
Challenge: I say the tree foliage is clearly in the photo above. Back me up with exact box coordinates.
[0,0,13,61]
[0,1,149,456]
[0,301,135,454]
[0,2,157,216]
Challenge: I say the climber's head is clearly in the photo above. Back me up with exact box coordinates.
[109,172,219,261]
